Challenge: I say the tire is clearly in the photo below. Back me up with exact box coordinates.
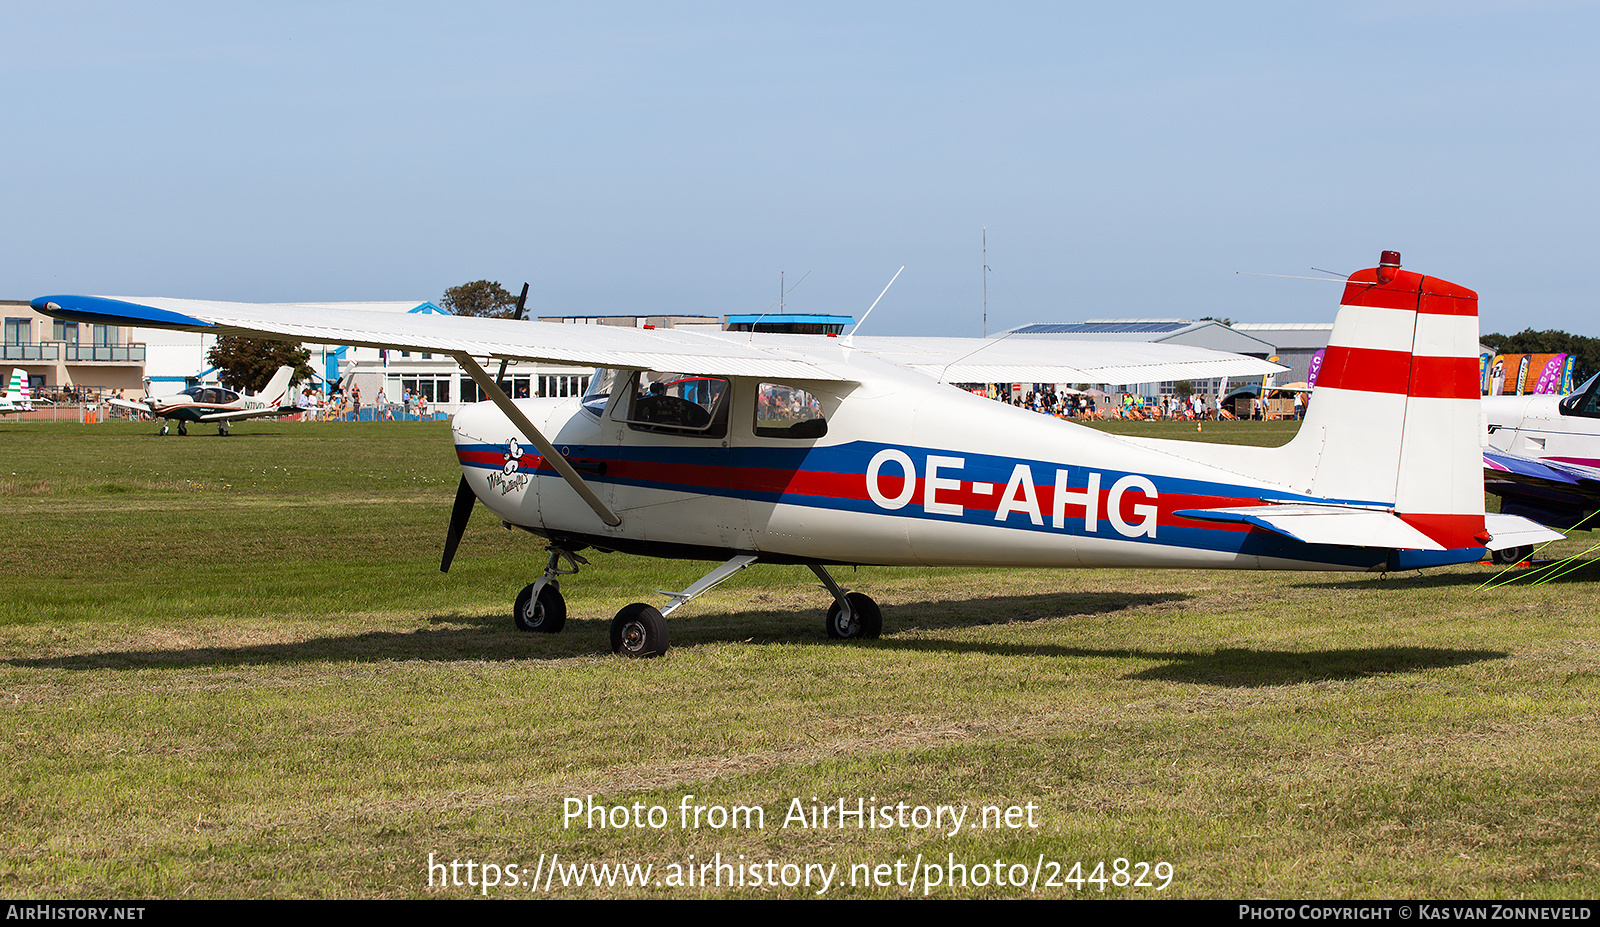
[159,422,169,435]
[1490,545,1533,566]
[825,592,882,640]
[513,581,566,633]
[611,603,669,658]
[177,421,187,436]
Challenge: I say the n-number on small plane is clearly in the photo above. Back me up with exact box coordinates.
[31,252,1560,657]
[108,365,301,435]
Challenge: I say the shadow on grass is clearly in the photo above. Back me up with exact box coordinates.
[6,590,1181,670]
[1,590,1508,684]
[1119,645,1507,686]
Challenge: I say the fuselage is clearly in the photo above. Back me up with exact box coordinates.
[1484,381,1600,469]
[451,357,1412,573]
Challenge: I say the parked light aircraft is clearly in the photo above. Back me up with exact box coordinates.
[1,369,37,414]
[108,366,301,435]
[31,251,1561,657]
[1482,372,1600,548]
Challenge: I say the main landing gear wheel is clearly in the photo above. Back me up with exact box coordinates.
[826,592,882,640]
[218,422,230,436]
[159,422,169,435]
[513,581,566,633]
[177,421,187,436]
[611,603,669,658]
[1491,545,1534,565]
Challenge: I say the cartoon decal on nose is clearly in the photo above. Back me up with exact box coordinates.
[486,438,531,495]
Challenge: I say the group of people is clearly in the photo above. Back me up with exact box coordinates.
[996,388,1307,422]
[294,383,431,421]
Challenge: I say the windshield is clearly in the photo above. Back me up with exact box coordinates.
[581,368,620,416]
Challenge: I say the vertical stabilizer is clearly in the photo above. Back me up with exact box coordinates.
[1298,251,1485,547]
[252,366,296,407]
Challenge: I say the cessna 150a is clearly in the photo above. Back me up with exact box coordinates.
[108,365,302,435]
[31,251,1560,657]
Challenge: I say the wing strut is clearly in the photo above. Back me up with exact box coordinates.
[453,352,622,527]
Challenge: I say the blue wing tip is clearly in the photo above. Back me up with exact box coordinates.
[29,295,213,329]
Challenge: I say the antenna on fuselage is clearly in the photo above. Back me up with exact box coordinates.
[843,265,904,347]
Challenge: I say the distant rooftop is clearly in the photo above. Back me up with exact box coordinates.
[724,313,854,334]
[1013,321,1191,335]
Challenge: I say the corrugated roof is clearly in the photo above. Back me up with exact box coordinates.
[1012,321,1191,335]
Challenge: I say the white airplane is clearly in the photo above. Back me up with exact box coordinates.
[1482,372,1600,547]
[31,252,1561,657]
[107,365,301,435]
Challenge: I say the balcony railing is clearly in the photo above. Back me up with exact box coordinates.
[0,343,59,361]
[64,344,146,362]
[0,342,146,362]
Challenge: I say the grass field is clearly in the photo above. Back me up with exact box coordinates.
[1,419,1597,899]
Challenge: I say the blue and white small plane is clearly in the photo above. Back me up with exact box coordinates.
[31,251,1561,656]
[108,366,301,435]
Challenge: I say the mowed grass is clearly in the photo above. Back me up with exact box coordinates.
[0,419,1597,899]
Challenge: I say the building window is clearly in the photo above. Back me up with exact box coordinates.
[400,375,452,403]
[4,318,28,344]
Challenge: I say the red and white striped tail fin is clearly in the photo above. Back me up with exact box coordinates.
[1297,251,1486,548]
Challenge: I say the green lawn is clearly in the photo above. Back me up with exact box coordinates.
[0,419,1595,898]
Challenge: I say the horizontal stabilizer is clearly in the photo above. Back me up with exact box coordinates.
[1481,512,1566,551]
[1175,504,1445,550]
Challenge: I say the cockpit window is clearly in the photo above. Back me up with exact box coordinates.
[582,368,620,417]
[614,372,729,438]
[1559,372,1600,419]
[755,383,828,438]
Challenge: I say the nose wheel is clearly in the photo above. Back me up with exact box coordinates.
[514,580,567,633]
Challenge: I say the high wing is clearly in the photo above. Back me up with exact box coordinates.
[1484,447,1600,531]
[841,334,1285,384]
[30,295,1284,386]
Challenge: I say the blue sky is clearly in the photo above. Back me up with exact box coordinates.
[5,1,1596,336]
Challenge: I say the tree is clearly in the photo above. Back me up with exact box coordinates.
[206,336,313,393]
[442,280,518,319]
[1173,380,1195,399]
[1481,329,1600,385]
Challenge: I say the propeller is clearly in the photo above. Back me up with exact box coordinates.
[443,282,530,573]
[441,472,478,573]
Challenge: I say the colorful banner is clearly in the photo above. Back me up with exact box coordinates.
[1486,354,1572,395]
[1306,349,1326,389]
